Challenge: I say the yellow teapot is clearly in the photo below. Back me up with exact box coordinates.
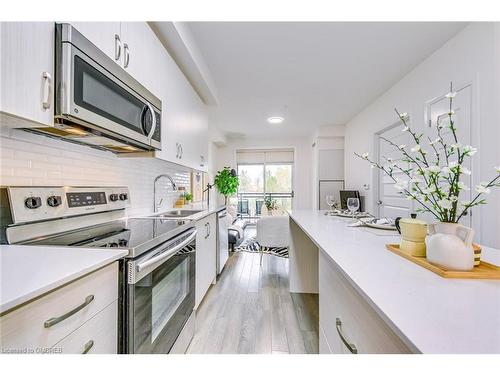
[395,214,428,257]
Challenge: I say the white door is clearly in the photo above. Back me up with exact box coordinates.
[69,22,122,65]
[376,124,413,219]
[0,22,54,126]
[426,85,472,227]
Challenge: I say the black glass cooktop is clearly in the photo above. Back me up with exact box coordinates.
[23,218,193,258]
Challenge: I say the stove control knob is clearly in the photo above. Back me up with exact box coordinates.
[109,242,119,247]
[109,194,119,202]
[119,193,128,201]
[25,196,42,209]
[118,239,128,247]
[47,195,62,207]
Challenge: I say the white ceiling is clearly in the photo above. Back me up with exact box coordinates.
[186,22,467,138]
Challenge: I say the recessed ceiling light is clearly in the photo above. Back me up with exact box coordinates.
[267,116,284,124]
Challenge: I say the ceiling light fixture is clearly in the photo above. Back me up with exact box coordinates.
[267,116,284,124]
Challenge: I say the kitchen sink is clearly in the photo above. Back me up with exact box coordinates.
[151,209,204,218]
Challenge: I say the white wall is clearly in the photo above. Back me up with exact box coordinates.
[344,23,500,248]
[214,136,313,210]
[0,128,190,217]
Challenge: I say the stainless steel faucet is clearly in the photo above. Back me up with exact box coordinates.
[153,174,178,212]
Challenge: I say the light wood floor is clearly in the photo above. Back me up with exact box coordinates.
[187,250,319,354]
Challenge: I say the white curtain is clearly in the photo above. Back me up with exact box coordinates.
[236,148,294,164]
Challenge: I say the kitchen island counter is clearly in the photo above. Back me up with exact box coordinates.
[288,210,500,354]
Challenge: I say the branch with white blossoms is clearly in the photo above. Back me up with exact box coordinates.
[355,151,441,220]
[355,83,500,223]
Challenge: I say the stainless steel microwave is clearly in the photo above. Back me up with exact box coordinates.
[32,23,162,153]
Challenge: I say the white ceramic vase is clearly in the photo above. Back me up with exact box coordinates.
[425,222,475,271]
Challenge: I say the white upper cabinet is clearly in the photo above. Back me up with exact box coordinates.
[0,21,209,172]
[120,22,162,96]
[0,22,55,127]
[69,22,122,65]
[153,35,209,172]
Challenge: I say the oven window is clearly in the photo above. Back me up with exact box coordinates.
[73,56,146,135]
[151,257,189,342]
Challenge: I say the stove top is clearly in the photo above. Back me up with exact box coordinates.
[23,217,194,258]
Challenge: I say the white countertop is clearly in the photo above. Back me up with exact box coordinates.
[0,245,127,315]
[288,210,500,354]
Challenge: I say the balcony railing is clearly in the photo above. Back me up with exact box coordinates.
[235,192,293,218]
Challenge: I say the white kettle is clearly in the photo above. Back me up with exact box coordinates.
[425,222,475,271]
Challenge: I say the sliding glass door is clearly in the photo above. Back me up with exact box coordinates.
[237,163,293,217]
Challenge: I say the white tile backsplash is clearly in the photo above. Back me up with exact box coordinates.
[0,128,191,216]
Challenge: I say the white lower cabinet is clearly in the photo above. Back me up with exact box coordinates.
[319,325,333,354]
[319,251,412,354]
[0,263,119,354]
[195,213,217,308]
[53,301,117,354]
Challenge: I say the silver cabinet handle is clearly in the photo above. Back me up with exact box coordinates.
[175,143,180,158]
[114,34,121,61]
[82,340,94,354]
[44,295,94,328]
[179,144,183,159]
[336,318,357,354]
[123,43,130,68]
[200,155,205,167]
[207,222,211,238]
[42,72,52,109]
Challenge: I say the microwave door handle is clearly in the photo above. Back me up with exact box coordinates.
[136,229,197,273]
[145,102,157,140]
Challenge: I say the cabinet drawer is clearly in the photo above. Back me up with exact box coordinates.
[319,252,411,354]
[53,301,117,354]
[0,263,118,352]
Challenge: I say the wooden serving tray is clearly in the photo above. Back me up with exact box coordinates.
[386,244,500,279]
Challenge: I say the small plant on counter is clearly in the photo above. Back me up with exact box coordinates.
[214,167,239,205]
[355,83,500,223]
[184,192,193,202]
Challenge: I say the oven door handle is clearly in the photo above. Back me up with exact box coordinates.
[136,229,197,273]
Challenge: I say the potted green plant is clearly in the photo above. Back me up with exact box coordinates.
[184,192,193,203]
[264,196,277,214]
[356,83,500,270]
[214,167,239,205]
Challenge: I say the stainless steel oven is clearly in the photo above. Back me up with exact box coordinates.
[124,226,197,354]
[34,23,162,153]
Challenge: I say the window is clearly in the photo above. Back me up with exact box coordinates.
[238,164,264,193]
[237,162,293,216]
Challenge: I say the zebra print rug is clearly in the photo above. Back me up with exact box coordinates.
[235,236,289,258]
